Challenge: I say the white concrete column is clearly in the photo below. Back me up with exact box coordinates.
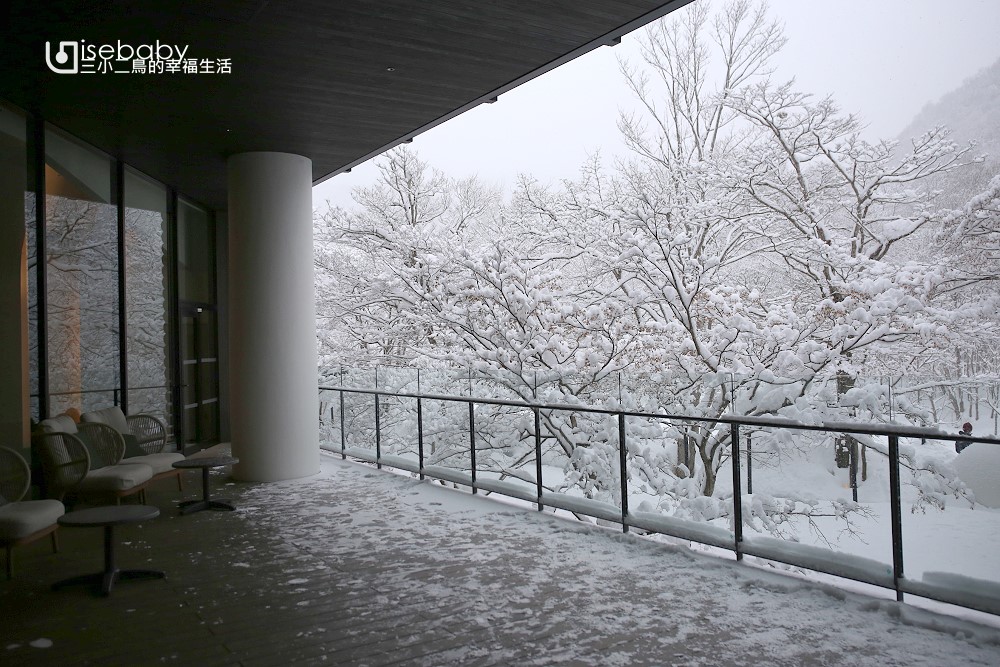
[227,152,319,481]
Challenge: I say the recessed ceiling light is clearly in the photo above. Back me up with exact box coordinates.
[386,67,396,72]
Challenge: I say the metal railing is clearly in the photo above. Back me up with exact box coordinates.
[33,383,171,408]
[35,385,175,443]
[321,384,1000,617]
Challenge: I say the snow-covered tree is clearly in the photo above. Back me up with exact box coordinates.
[315,0,996,535]
[44,195,120,416]
[315,146,500,371]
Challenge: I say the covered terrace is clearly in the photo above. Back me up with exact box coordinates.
[3,3,999,665]
[3,449,999,666]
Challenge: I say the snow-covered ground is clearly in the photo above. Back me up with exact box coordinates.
[323,423,1000,612]
[721,438,1000,585]
[236,450,1000,665]
[470,435,1000,589]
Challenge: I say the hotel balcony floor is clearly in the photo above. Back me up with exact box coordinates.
[3,446,999,667]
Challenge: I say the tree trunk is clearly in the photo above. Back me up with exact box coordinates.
[674,434,691,477]
[699,434,718,497]
[834,370,855,469]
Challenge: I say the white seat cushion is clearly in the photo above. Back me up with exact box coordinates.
[0,500,65,540]
[38,414,79,434]
[124,453,184,475]
[80,406,131,434]
[78,463,153,492]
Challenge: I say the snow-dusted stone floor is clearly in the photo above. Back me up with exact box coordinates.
[3,449,999,666]
[237,452,1000,666]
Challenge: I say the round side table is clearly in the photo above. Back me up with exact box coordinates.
[172,456,239,515]
[53,504,164,596]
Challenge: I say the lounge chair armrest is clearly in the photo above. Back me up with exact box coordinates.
[76,423,126,467]
[125,414,168,453]
[31,432,91,500]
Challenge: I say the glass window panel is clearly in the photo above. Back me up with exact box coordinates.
[198,308,217,360]
[183,404,197,446]
[194,309,219,444]
[44,126,118,417]
[179,307,218,446]
[177,198,215,304]
[199,400,218,449]
[124,167,171,427]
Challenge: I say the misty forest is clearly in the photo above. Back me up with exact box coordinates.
[313,0,1000,557]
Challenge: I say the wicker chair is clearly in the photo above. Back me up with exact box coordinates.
[80,407,168,455]
[76,422,127,468]
[81,407,184,490]
[32,428,153,505]
[0,446,64,578]
[30,431,90,502]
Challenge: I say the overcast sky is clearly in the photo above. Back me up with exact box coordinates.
[312,0,1000,211]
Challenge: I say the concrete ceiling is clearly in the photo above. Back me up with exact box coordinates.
[0,0,690,209]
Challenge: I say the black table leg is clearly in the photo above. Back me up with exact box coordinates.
[178,466,236,514]
[52,525,164,596]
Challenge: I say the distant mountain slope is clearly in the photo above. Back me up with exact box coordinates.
[898,56,1000,156]
[895,57,1000,207]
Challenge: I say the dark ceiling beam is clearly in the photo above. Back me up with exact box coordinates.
[0,1,693,209]
[313,0,694,186]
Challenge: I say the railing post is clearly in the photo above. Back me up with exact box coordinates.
[339,390,346,459]
[849,437,859,502]
[328,403,335,449]
[417,396,425,480]
[887,377,893,421]
[374,393,382,469]
[113,388,120,407]
[619,412,629,533]
[469,401,477,494]
[888,433,904,602]
[746,431,753,495]
[534,407,543,511]
[683,428,691,471]
[731,422,743,561]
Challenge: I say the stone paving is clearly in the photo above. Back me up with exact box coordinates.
[3,449,999,666]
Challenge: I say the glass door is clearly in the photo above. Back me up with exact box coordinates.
[179,304,219,449]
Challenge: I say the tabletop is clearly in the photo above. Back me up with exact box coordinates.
[173,456,239,469]
[58,504,160,527]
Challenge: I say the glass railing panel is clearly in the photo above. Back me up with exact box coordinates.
[537,407,622,521]
[377,393,419,465]
[470,402,538,500]
[341,389,376,453]
[898,433,1000,590]
[318,388,341,451]
[731,423,894,586]
[421,397,472,475]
